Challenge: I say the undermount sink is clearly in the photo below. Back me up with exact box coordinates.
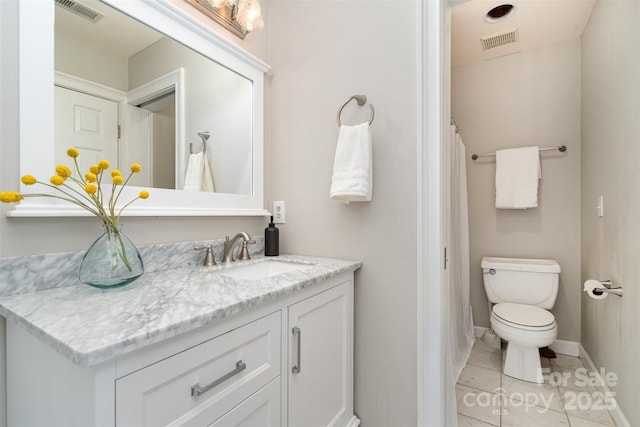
[219,260,313,281]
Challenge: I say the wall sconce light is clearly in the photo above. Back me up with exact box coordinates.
[185,0,264,39]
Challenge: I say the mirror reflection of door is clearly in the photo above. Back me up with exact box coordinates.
[54,86,118,173]
[128,93,176,189]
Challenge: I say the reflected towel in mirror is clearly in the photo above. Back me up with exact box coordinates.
[184,152,215,192]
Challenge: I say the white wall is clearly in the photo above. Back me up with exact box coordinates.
[581,0,640,424]
[266,1,418,425]
[452,40,582,341]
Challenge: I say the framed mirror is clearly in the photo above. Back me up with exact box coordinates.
[10,0,270,217]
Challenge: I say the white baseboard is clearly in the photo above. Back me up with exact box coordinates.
[549,339,580,357]
[474,326,488,338]
[579,345,631,427]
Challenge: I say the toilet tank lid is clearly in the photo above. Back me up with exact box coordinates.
[481,257,561,273]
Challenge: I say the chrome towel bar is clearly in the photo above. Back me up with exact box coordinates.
[471,145,567,160]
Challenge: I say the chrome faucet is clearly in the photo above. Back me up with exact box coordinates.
[223,232,256,263]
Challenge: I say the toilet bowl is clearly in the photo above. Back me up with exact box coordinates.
[490,303,557,383]
[481,257,561,384]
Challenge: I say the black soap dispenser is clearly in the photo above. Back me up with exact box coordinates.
[265,216,279,256]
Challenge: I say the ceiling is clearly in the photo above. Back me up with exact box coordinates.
[451,0,597,68]
[55,0,163,58]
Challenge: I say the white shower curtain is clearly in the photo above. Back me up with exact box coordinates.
[446,125,476,425]
[449,125,475,378]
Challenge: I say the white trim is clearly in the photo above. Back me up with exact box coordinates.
[474,325,488,338]
[417,1,447,426]
[126,68,186,189]
[54,71,126,102]
[580,345,631,427]
[549,339,580,357]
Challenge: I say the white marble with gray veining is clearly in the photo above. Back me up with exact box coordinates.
[0,254,360,367]
[0,235,264,297]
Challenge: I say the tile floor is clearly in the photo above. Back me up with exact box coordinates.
[457,341,617,426]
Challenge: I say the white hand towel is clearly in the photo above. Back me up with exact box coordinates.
[184,151,215,192]
[495,146,540,209]
[330,122,372,203]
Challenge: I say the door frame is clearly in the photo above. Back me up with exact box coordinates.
[126,68,185,189]
[417,0,450,426]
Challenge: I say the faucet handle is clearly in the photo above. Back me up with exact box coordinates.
[238,240,256,261]
[194,244,216,266]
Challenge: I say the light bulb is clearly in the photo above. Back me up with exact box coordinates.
[236,0,264,31]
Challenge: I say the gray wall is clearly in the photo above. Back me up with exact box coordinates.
[581,0,640,424]
[452,39,582,341]
[266,1,418,425]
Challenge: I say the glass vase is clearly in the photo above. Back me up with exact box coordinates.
[79,223,144,289]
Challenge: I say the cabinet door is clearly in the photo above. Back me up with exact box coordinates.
[288,282,352,427]
[210,378,280,427]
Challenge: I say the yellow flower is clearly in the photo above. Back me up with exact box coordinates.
[21,175,37,185]
[111,169,122,178]
[85,184,97,194]
[98,160,110,170]
[139,190,149,199]
[90,164,101,175]
[55,164,72,178]
[130,163,142,173]
[85,172,97,183]
[112,176,124,185]
[0,191,23,203]
[67,147,80,158]
[50,175,65,186]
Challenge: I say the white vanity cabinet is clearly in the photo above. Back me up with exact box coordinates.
[288,283,354,426]
[5,271,359,427]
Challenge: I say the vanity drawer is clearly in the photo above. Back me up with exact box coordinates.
[115,312,281,427]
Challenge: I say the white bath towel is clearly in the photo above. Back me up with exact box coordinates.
[330,122,372,203]
[184,151,215,192]
[495,146,540,209]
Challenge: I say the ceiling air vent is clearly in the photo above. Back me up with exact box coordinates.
[55,0,104,23]
[481,29,519,51]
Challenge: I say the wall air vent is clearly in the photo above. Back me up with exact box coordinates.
[55,0,104,23]
[480,29,519,51]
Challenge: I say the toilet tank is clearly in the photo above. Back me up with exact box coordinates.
[481,257,561,309]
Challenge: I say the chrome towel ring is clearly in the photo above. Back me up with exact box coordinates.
[190,131,210,154]
[336,95,375,126]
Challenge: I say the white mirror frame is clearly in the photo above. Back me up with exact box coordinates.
[9,0,270,218]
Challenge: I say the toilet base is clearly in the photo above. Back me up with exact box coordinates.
[503,342,545,383]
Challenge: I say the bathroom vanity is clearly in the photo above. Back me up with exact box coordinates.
[0,255,361,426]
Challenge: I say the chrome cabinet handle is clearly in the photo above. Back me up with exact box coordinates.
[190,360,246,397]
[292,327,301,374]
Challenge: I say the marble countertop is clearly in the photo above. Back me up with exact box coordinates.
[0,255,361,367]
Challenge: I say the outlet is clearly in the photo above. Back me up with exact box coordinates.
[273,200,286,224]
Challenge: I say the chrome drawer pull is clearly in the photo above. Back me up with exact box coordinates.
[190,360,246,397]
[292,327,301,374]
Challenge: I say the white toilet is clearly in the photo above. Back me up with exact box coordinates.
[481,256,561,383]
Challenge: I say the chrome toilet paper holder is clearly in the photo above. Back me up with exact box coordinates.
[592,280,623,297]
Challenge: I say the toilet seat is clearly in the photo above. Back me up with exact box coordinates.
[492,303,555,331]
